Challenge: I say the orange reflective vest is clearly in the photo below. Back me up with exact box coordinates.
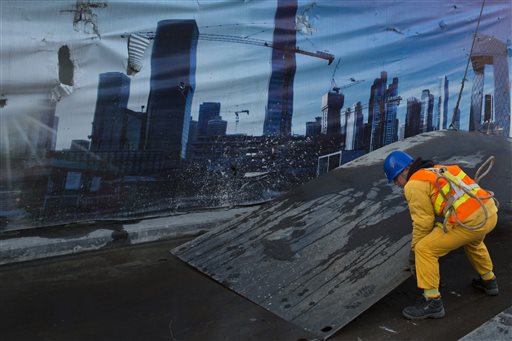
[409,165,492,224]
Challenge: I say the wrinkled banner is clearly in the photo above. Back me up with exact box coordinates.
[0,0,510,229]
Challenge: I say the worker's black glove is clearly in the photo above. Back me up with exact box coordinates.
[408,250,416,278]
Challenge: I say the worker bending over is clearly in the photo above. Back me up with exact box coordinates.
[383,150,499,320]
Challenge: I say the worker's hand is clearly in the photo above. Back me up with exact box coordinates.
[408,250,416,278]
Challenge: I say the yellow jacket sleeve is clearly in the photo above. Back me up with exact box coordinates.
[404,179,435,251]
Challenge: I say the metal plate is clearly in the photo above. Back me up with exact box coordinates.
[172,131,512,340]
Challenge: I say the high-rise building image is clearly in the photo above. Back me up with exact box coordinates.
[198,102,221,137]
[353,102,365,150]
[368,72,386,150]
[90,72,131,152]
[344,108,354,150]
[405,97,421,138]
[306,117,322,137]
[144,20,198,159]
[207,116,228,136]
[321,88,344,136]
[188,118,198,145]
[382,77,399,145]
[481,94,495,133]
[263,0,297,136]
[435,97,441,131]
[470,34,510,136]
[124,109,146,151]
[368,71,399,150]
[484,94,493,123]
[399,123,405,141]
[420,89,434,132]
[442,76,449,129]
[437,76,449,130]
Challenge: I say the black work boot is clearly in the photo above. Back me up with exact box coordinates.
[472,277,499,296]
[402,296,445,320]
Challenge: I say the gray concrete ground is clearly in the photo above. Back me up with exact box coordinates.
[0,206,511,340]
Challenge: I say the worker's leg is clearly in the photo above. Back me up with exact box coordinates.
[403,230,448,320]
[403,225,489,320]
[464,213,499,295]
[414,224,490,293]
[463,213,497,276]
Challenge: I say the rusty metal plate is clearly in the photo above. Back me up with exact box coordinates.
[172,131,512,340]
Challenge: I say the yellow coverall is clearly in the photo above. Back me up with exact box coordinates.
[403,179,498,291]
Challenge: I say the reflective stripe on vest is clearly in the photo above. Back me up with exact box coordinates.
[409,165,491,224]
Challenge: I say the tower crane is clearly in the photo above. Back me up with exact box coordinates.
[329,58,365,92]
[234,110,250,125]
[123,31,334,74]
[338,79,365,90]
[198,33,333,64]
[329,58,342,90]
[222,109,249,133]
[235,110,250,133]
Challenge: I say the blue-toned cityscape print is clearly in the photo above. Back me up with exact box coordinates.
[0,0,510,229]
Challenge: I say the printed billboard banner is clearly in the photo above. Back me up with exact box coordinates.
[0,0,510,230]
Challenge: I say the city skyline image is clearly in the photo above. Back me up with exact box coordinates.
[1,0,510,154]
[0,0,511,229]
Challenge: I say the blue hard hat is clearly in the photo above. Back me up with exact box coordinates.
[384,151,413,183]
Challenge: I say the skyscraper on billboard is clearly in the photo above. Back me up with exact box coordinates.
[353,102,365,150]
[124,109,146,151]
[368,71,400,150]
[188,118,198,144]
[207,116,228,136]
[443,76,449,129]
[345,102,365,151]
[145,20,198,159]
[90,72,130,151]
[420,89,434,132]
[437,76,449,130]
[306,117,322,137]
[263,0,297,136]
[469,34,510,137]
[383,77,399,145]
[368,72,386,150]
[198,102,221,137]
[405,97,421,138]
[484,94,493,123]
[321,88,344,136]
[345,108,354,150]
[434,96,441,131]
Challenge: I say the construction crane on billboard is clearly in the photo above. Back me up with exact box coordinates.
[227,109,249,133]
[329,58,364,92]
[328,80,365,96]
[211,109,250,133]
[330,58,342,90]
[235,110,249,123]
[123,31,334,74]
[338,79,365,91]
[199,33,334,64]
